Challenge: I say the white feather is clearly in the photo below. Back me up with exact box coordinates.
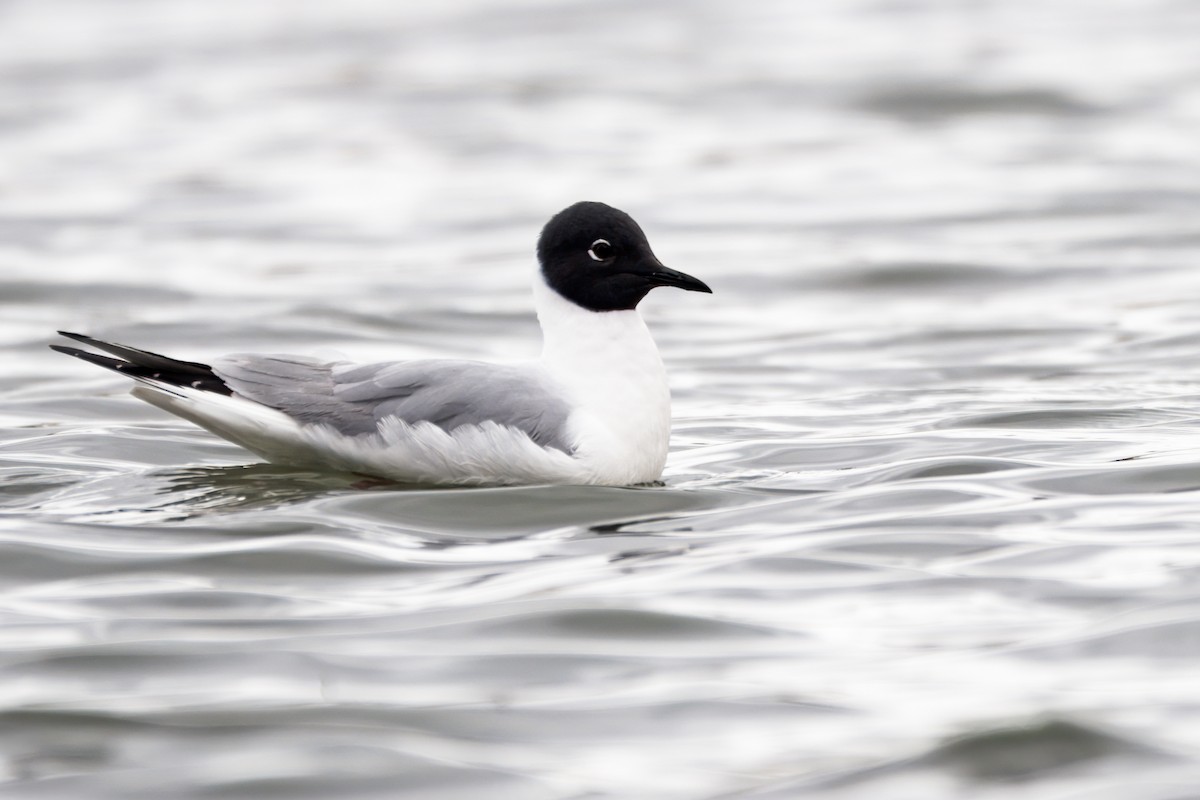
[533,277,671,485]
[126,274,675,486]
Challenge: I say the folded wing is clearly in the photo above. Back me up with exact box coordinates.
[213,355,575,453]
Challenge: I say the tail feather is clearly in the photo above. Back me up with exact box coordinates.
[51,333,232,395]
[52,331,307,463]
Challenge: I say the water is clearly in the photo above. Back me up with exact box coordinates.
[3,0,1200,797]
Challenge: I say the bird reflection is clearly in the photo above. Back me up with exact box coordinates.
[145,464,373,520]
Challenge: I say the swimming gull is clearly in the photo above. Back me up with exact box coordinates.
[51,201,712,486]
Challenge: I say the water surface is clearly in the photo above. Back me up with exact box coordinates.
[3,0,1200,797]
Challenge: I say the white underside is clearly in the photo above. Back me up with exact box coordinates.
[128,277,674,487]
[134,384,587,486]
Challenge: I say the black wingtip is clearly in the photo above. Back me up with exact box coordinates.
[57,331,95,344]
[50,331,234,395]
[49,343,128,372]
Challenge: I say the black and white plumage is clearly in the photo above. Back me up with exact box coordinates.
[51,201,712,486]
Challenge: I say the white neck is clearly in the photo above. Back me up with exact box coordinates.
[533,276,671,484]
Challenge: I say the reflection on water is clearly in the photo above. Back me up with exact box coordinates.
[22,464,351,524]
[4,0,1200,797]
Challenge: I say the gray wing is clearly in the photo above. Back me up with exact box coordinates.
[211,355,575,453]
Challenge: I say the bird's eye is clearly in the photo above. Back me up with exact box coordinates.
[588,239,614,262]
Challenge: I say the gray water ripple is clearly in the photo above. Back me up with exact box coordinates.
[854,82,1104,121]
[5,0,1200,796]
[745,717,1181,800]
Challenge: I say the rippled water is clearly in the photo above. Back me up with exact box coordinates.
[4,0,1200,797]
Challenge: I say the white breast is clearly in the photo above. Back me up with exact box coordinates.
[533,278,671,485]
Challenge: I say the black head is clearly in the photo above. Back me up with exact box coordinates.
[537,201,712,312]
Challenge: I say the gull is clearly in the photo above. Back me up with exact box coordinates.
[51,201,712,486]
